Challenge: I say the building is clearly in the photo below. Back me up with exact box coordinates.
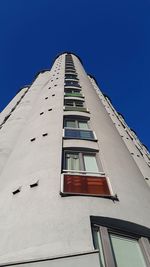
[0,52,150,267]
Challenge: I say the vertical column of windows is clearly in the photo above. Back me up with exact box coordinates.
[60,54,113,198]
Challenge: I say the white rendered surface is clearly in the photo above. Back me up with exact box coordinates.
[0,54,149,265]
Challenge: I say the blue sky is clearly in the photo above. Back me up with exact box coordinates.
[0,0,150,149]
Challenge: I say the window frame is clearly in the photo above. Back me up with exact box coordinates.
[63,150,102,174]
[92,223,150,267]
[64,99,84,108]
[64,118,89,129]
[65,80,81,88]
[63,117,97,141]
[65,74,78,80]
[61,151,116,198]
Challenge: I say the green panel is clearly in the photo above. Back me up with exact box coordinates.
[64,107,89,113]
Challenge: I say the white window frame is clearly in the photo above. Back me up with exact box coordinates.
[61,151,116,198]
[64,118,89,129]
[64,99,84,108]
[63,151,103,174]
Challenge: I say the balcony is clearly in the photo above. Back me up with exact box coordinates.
[64,88,81,93]
[64,106,89,113]
[65,93,84,98]
[65,66,76,71]
[65,64,75,69]
[61,173,111,197]
[65,74,78,80]
[64,128,95,140]
[65,83,81,88]
[65,70,77,74]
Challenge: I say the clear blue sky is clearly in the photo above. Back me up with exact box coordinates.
[0,0,150,149]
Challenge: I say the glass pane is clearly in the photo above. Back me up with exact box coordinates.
[93,230,105,267]
[63,175,110,195]
[66,153,80,170]
[65,129,94,140]
[75,101,83,107]
[80,130,94,139]
[110,234,147,267]
[65,100,74,106]
[65,129,80,138]
[65,120,76,128]
[78,121,88,129]
[83,155,99,172]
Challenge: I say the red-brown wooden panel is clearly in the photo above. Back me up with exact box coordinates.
[63,174,110,196]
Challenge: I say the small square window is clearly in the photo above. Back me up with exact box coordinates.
[30,138,36,142]
[42,133,48,137]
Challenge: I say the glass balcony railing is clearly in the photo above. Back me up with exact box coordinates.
[65,76,79,81]
[65,93,84,98]
[65,82,81,88]
[62,173,110,196]
[64,128,95,140]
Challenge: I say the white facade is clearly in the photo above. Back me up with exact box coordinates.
[0,53,149,267]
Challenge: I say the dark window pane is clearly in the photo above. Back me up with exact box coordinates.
[75,101,83,107]
[65,100,74,106]
[65,129,95,140]
[65,81,81,87]
[65,74,78,80]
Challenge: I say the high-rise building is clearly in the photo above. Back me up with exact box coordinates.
[0,52,150,267]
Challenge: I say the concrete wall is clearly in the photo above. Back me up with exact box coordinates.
[1,251,99,267]
[0,53,149,265]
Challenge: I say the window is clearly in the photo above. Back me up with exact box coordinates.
[64,118,89,129]
[64,99,88,112]
[61,151,111,197]
[64,99,84,107]
[110,234,147,267]
[65,65,75,69]
[65,80,81,87]
[65,88,81,94]
[65,74,78,80]
[65,152,80,171]
[92,218,150,267]
[64,118,95,140]
[64,152,100,173]
[65,63,74,66]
